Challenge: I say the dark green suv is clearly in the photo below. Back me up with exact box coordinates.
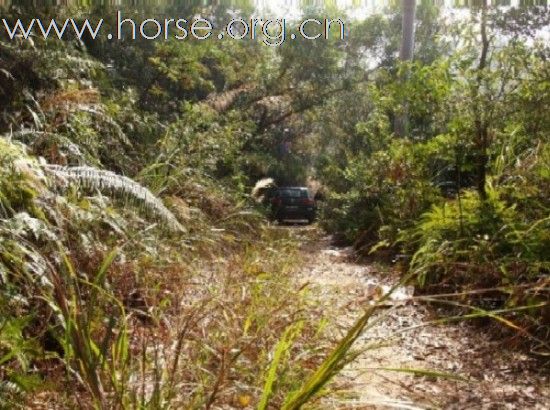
[270,187,316,223]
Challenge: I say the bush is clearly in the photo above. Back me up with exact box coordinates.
[402,182,549,346]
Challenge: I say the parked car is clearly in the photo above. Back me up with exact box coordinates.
[270,187,316,223]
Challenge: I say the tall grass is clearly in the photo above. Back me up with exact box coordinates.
[46,247,129,408]
[3,225,546,409]
[258,321,303,410]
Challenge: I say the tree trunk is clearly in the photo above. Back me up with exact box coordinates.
[399,0,416,62]
[474,0,490,200]
[394,0,416,137]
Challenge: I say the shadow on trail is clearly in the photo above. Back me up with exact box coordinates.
[271,220,316,230]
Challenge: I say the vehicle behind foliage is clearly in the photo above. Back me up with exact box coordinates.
[270,187,316,224]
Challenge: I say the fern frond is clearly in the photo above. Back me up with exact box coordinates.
[43,165,185,233]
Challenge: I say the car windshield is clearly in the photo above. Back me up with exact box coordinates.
[279,189,308,198]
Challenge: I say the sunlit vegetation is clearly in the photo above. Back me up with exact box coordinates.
[0,1,548,408]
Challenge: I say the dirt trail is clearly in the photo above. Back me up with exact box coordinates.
[289,227,549,409]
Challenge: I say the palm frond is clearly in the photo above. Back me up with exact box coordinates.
[43,165,185,233]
